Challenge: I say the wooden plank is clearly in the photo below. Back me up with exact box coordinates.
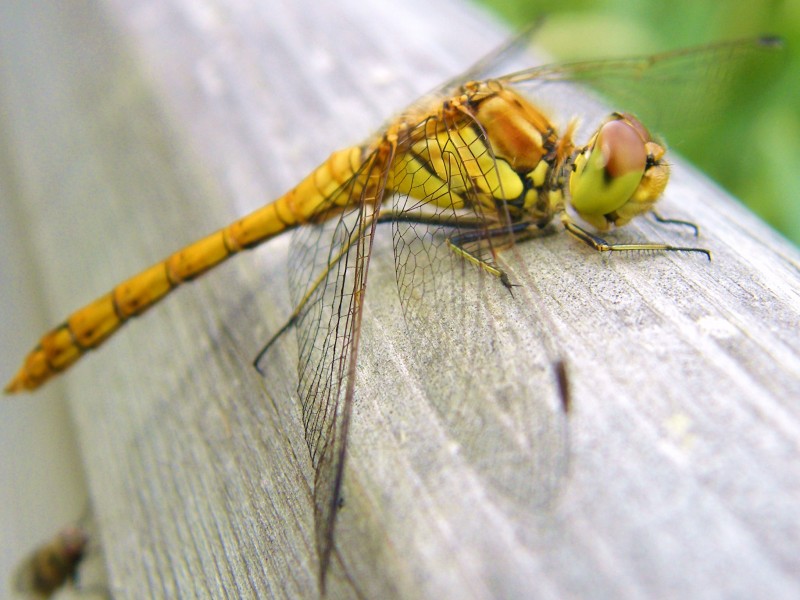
[2,0,799,598]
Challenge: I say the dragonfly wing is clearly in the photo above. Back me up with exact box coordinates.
[496,36,782,138]
[435,18,546,93]
[263,145,394,587]
[397,20,548,124]
[499,35,780,86]
[390,109,569,517]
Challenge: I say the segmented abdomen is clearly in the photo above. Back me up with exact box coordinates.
[5,146,364,392]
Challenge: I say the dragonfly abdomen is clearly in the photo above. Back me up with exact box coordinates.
[5,146,365,393]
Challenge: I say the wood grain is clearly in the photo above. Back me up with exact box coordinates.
[2,0,799,598]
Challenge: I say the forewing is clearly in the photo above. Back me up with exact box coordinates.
[424,30,780,145]
[500,35,779,86]
[497,35,782,139]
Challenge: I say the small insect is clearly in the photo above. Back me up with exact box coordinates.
[4,26,781,588]
[14,524,90,598]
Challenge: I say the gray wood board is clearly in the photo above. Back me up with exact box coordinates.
[1,0,799,598]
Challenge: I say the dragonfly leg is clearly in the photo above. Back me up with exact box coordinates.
[446,221,534,290]
[377,209,525,289]
[253,317,298,371]
[650,211,700,237]
[377,210,486,229]
[562,214,711,259]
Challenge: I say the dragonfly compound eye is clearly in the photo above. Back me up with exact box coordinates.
[569,115,653,230]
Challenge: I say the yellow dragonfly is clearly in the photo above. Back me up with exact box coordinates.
[5,27,780,587]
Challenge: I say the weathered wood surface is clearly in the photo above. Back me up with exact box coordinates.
[2,0,799,598]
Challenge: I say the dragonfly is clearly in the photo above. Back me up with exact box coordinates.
[5,27,780,588]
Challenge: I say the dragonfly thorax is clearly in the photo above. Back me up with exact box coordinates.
[461,84,573,226]
[566,113,669,231]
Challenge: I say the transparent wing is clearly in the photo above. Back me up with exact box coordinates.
[497,35,782,138]
[389,107,569,515]
[434,18,546,93]
[392,20,547,126]
[259,146,394,586]
[408,31,780,157]
[499,35,780,86]
[391,113,510,315]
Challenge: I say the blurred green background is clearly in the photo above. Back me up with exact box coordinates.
[474,0,799,246]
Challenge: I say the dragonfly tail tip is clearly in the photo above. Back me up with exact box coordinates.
[4,371,33,395]
[4,381,22,395]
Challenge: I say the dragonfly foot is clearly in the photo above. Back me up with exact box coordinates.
[650,211,700,237]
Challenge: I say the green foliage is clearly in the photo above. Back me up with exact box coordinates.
[474,0,799,246]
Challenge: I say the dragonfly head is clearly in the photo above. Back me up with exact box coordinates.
[567,113,669,230]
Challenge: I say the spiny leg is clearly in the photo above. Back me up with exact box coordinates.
[378,208,532,289]
[446,220,535,290]
[562,214,711,259]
